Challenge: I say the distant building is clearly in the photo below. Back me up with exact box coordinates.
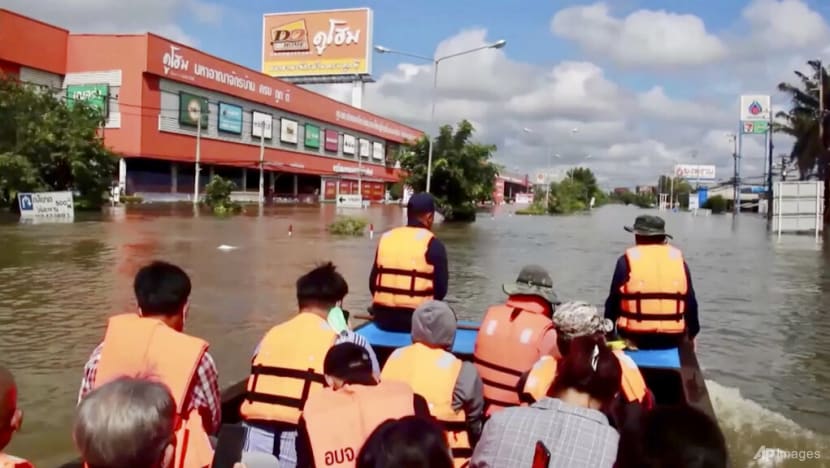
[613,187,631,195]
[636,185,657,194]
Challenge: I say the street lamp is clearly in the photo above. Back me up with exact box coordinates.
[375,39,507,193]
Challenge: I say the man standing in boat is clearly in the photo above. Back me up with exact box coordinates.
[604,215,699,350]
[369,192,448,332]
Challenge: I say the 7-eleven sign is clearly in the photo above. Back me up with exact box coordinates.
[742,120,769,134]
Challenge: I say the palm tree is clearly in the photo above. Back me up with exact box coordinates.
[775,59,830,223]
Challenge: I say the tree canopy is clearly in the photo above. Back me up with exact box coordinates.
[396,120,498,222]
[0,76,117,209]
[530,166,607,214]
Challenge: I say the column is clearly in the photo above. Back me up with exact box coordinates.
[171,163,178,193]
[320,177,327,200]
[118,158,127,194]
[351,79,364,109]
[293,174,298,197]
[269,172,275,192]
[242,168,248,192]
[209,165,215,180]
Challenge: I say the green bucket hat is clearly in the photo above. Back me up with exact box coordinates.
[624,214,672,239]
[502,265,559,305]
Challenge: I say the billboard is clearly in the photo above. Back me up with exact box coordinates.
[179,92,208,128]
[304,124,320,148]
[280,117,298,144]
[372,142,384,160]
[252,111,273,139]
[66,84,108,116]
[674,164,716,181]
[262,8,373,80]
[359,138,370,158]
[740,95,771,122]
[217,102,242,134]
[343,134,356,155]
[324,129,339,152]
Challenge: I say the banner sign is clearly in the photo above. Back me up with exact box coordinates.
[304,124,320,148]
[372,142,384,160]
[674,164,716,180]
[18,191,74,220]
[280,117,298,143]
[742,120,769,134]
[359,138,370,158]
[343,134,356,155]
[179,92,209,128]
[252,111,273,139]
[324,129,339,152]
[740,95,771,122]
[217,102,242,134]
[66,84,109,117]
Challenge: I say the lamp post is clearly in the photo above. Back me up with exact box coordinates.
[375,39,507,193]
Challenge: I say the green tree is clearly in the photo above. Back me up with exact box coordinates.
[398,120,498,222]
[776,59,830,223]
[656,175,693,209]
[0,77,116,209]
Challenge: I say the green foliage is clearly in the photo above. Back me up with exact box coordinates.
[328,216,368,236]
[203,175,241,215]
[120,195,144,204]
[656,175,694,209]
[611,190,657,209]
[397,120,499,222]
[388,182,403,200]
[0,76,117,209]
[543,167,606,214]
[702,194,728,214]
[515,201,547,215]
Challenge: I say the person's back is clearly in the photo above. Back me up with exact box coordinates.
[381,301,484,467]
[369,193,448,332]
[357,416,454,468]
[473,265,558,415]
[0,367,32,468]
[73,377,178,468]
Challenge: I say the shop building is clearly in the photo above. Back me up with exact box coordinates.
[0,9,422,202]
[493,173,532,204]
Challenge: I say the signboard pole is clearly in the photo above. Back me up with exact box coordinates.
[258,130,265,206]
[193,112,202,205]
[736,129,743,215]
[766,114,774,222]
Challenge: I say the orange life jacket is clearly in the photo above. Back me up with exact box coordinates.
[240,312,337,425]
[0,454,34,468]
[92,314,214,468]
[521,352,649,405]
[618,245,689,335]
[381,343,472,467]
[303,381,415,468]
[372,226,435,310]
[473,298,554,416]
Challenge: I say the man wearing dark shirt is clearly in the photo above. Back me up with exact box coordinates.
[604,215,699,350]
[368,193,449,332]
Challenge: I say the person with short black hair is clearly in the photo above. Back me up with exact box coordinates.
[357,416,454,468]
[369,192,449,332]
[296,343,430,467]
[78,260,219,468]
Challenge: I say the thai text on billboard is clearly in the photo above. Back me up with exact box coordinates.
[305,124,320,148]
[324,129,339,152]
[66,84,109,117]
[252,111,273,139]
[674,164,716,180]
[217,102,242,134]
[262,8,373,78]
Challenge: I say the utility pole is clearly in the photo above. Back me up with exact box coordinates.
[193,110,202,206]
[729,133,738,214]
[766,114,774,222]
[820,60,829,226]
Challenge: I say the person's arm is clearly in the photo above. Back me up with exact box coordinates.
[193,352,222,435]
[683,261,700,339]
[425,238,449,300]
[604,255,629,326]
[469,414,501,468]
[452,362,485,447]
[413,393,432,418]
[78,344,103,404]
[368,249,379,296]
[296,417,315,468]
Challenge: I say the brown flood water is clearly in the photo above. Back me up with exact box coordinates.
[0,204,829,467]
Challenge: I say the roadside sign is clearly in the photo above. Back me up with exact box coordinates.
[742,120,769,134]
[336,193,363,209]
[740,95,771,122]
[18,191,74,221]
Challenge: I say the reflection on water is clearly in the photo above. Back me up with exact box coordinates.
[0,204,828,467]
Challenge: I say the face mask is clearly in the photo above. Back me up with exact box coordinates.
[327,306,349,333]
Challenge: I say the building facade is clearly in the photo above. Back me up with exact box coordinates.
[0,9,421,202]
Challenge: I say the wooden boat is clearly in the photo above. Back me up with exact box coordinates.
[56,319,716,467]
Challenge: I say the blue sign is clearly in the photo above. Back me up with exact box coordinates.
[18,193,33,211]
[697,187,708,207]
[217,102,243,134]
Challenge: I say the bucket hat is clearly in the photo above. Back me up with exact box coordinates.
[624,214,672,239]
[502,265,559,305]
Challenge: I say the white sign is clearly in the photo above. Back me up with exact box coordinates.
[688,194,699,211]
[535,172,546,184]
[359,138,370,158]
[280,118,298,144]
[333,163,373,176]
[515,193,533,205]
[252,111,273,139]
[18,191,74,220]
[336,193,363,208]
[740,95,771,122]
[372,142,384,160]
[674,164,716,181]
[343,134,356,155]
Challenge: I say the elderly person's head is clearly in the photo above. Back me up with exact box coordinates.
[74,377,176,468]
[411,300,457,350]
[552,301,614,356]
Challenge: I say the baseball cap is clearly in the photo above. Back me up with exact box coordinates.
[407,192,436,215]
[323,342,373,381]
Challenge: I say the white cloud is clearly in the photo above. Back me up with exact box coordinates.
[741,0,829,50]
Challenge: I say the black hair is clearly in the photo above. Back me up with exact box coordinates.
[549,334,621,404]
[133,261,191,317]
[296,262,348,310]
[357,416,453,468]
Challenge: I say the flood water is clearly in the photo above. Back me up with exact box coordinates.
[1,204,829,467]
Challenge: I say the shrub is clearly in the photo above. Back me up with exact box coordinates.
[702,195,727,214]
[328,216,368,236]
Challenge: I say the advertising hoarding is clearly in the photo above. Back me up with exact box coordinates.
[674,164,716,181]
[742,120,769,134]
[217,102,242,134]
[252,111,273,139]
[262,8,373,79]
[343,134,356,155]
[66,84,108,116]
[18,191,74,221]
[372,142,384,160]
[324,129,339,152]
[359,138,370,158]
[179,92,209,128]
[305,124,321,148]
[740,95,771,122]
[280,117,298,143]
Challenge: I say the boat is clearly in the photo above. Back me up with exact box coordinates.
[56,318,716,468]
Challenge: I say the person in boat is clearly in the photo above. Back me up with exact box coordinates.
[73,377,178,468]
[520,301,653,433]
[471,334,621,468]
[326,302,381,381]
[381,300,484,467]
[77,261,217,468]
[0,366,32,468]
[296,342,430,468]
[604,215,699,350]
[368,192,448,332]
[472,265,560,416]
[357,416,454,468]
[240,262,350,466]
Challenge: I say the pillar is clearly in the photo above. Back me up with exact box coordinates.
[209,165,215,180]
[242,168,248,192]
[320,177,327,200]
[171,163,178,193]
[269,171,275,191]
[293,174,298,197]
[118,158,127,194]
[351,79,364,109]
